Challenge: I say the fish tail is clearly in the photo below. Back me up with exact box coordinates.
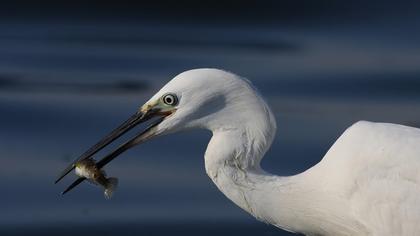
[104,177,118,199]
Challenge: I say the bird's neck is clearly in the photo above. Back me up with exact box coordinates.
[204,128,367,235]
[204,128,298,232]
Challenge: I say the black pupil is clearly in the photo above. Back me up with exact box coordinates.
[165,96,173,104]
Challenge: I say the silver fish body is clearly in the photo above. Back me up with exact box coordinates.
[75,159,118,199]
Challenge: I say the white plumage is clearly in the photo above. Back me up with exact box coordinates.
[139,69,420,235]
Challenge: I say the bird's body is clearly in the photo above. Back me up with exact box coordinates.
[307,121,420,236]
[57,68,420,235]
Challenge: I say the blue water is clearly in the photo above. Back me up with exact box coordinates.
[1,3,420,235]
[1,221,290,236]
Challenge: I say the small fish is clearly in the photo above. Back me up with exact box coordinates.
[75,159,118,199]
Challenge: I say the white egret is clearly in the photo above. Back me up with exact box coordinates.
[57,68,420,235]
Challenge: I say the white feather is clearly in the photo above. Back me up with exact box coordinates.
[145,68,420,235]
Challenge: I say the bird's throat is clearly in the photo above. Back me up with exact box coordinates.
[204,129,278,223]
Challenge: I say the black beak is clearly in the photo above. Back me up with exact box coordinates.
[56,108,167,195]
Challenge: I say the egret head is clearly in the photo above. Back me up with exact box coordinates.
[135,68,253,139]
[129,68,277,144]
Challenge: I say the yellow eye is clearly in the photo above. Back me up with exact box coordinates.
[162,93,178,106]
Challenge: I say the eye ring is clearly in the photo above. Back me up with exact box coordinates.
[162,93,178,106]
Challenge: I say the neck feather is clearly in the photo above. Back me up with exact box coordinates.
[204,127,300,231]
[203,116,367,235]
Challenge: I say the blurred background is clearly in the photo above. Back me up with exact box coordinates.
[0,1,420,235]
